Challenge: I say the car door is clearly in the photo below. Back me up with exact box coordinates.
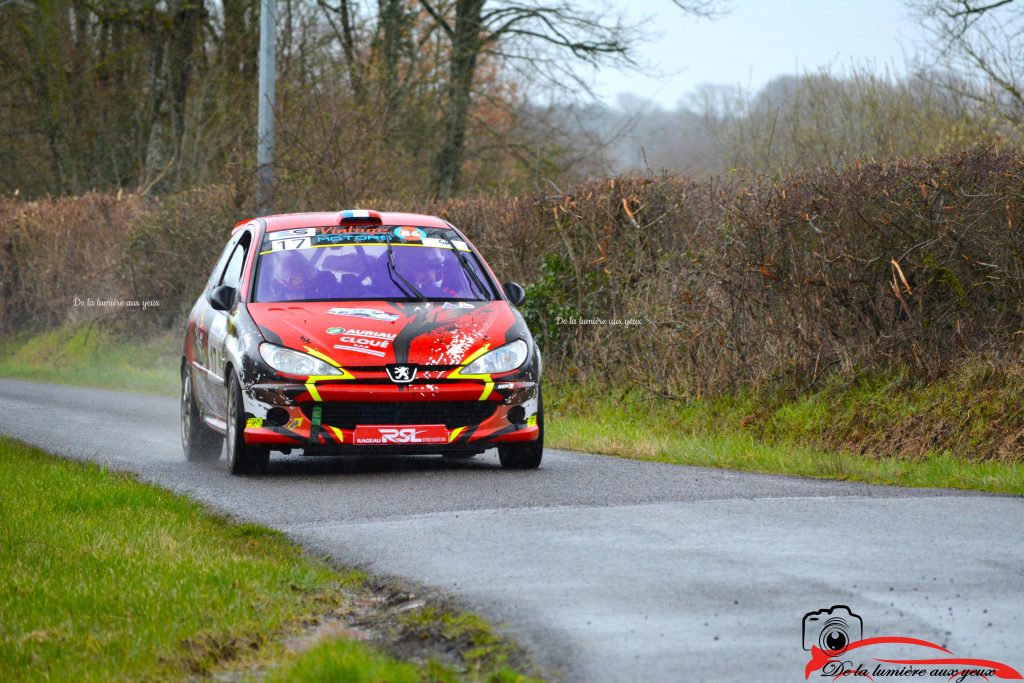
[205,232,251,421]
[192,232,244,421]
[190,234,240,420]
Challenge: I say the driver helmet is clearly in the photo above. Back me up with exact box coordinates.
[270,250,315,298]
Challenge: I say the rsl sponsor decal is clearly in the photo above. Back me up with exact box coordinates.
[353,425,449,445]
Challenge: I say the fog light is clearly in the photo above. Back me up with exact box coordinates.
[266,407,289,426]
[507,406,526,424]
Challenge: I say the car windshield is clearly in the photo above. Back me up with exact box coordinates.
[252,225,494,303]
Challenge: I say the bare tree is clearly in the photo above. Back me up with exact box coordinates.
[420,0,721,197]
[910,0,1024,126]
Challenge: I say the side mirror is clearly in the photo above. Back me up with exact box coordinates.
[208,285,237,312]
[502,281,526,307]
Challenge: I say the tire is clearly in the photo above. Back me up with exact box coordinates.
[498,385,544,470]
[226,373,270,475]
[181,365,222,462]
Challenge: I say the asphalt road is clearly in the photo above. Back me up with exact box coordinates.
[2,378,1022,682]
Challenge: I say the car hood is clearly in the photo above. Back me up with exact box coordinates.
[246,300,523,368]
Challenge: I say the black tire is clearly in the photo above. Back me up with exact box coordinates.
[226,373,270,475]
[498,385,544,470]
[181,365,222,462]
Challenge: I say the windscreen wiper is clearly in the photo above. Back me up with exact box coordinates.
[447,241,490,299]
[385,229,426,301]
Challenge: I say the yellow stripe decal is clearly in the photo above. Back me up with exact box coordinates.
[328,426,344,443]
[453,345,491,372]
[301,346,354,402]
[449,426,467,443]
[303,346,355,378]
[447,345,493,401]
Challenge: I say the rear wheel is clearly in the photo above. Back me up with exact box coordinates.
[498,385,544,470]
[226,373,270,475]
[181,365,221,462]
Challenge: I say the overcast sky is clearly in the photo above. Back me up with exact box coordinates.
[583,0,931,107]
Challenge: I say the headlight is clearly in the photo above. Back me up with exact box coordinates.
[259,343,342,376]
[462,339,528,375]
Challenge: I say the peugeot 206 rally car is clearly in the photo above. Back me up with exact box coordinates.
[180,210,543,475]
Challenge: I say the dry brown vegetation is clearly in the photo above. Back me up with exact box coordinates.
[4,148,1024,402]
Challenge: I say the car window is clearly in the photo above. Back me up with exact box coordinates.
[206,234,241,291]
[220,239,247,290]
[252,225,495,303]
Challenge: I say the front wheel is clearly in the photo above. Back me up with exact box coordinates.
[181,365,222,462]
[226,373,270,475]
[498,386,544,470]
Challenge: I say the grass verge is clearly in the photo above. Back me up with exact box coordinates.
[547,372,1024,495]
[2,325,1019,494]
[0,324,179,396]
[0,436,539,682]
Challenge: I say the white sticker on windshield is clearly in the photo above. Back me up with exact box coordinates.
[270,237,312,251]
[421,237,470,251]
[268,228,317,241]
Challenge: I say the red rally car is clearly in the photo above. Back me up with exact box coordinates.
[180,209,543,475]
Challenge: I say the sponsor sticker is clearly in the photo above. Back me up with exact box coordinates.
[326,307,400,322]
[246,417,264,428]
[268,227,317,241]
[421,237,470,251]
[313,232,388,245]
[337,335,390,349]
[353,425,449,445]
[443,302,475,310]
[333,344,386,357]
[344,329,397,339]
[395,226,425,241]
[269,237,312,252]
[317,225,389,235]
[331,328,395,357]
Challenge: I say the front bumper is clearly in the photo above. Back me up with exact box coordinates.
[239,378,540,454]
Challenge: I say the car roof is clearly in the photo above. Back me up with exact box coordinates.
[233,210,453,233]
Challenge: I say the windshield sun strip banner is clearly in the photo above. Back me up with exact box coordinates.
[261,226,469,254]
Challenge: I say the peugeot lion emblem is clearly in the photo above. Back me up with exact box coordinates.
[386,364,417,383]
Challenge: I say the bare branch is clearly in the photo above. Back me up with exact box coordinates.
[946,0,1016,17]
[418,0,453,38]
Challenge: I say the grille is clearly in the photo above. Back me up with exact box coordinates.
[305,401,498,429]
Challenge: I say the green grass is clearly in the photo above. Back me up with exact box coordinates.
[2,324,1019,494]
[0,437,537,682]
[0,324,179,396]
[547,379,1024,495]
[268,640,431,682]
[397,608,539,682]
